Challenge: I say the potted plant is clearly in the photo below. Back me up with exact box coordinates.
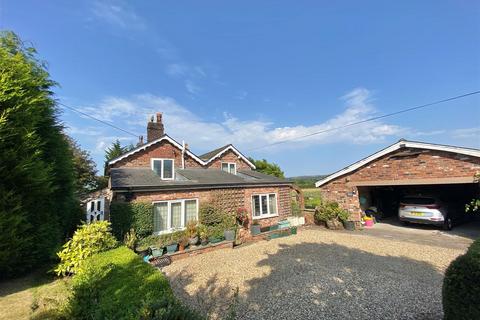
[224,229,235,241]
[223,214,236,241]
[186,220,199,245]
[338,209,355,231]
[314,200,344,230]
[178,236,189,251]
[236,207,249,227]
[198,224,209,245]
[251,220,261,235]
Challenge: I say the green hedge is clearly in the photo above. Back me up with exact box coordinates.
[110,202,153,240]
[68,246,201,319]
[443,238,480,320]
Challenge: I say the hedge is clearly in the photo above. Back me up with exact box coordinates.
[68,246,201,319]
[442,238,480,320]
[110,202,153,240]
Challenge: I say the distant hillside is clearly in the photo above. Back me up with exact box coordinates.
[287,175,328,188]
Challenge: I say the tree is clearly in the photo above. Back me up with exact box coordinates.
[0,31,79,278]
[248,157,285,178]
[67,136,99,197]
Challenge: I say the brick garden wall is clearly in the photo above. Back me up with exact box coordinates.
[319,148,480,221]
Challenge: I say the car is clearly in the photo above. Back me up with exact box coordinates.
[398,196,454,230]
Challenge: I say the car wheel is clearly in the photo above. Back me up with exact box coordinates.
[443,218,453,231]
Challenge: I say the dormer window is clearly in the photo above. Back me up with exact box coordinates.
[151,158,174,180]
[221,162,236,174]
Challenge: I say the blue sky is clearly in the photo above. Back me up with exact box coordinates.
[3,1,480,176]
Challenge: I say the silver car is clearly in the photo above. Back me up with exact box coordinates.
[398,196,453,230]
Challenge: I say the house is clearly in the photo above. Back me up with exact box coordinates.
[315,139,480,225]
[95,113,296,236]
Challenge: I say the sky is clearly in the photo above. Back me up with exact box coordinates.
[2,1,480,176]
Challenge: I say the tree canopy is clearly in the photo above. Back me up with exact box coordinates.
[248,157,285,178]
[0,31,80,278]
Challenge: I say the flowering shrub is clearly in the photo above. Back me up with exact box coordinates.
[236,207,249,226]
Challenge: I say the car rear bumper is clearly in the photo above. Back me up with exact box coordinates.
[399,217,444,226]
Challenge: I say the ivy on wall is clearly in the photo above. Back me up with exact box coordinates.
[110,202,153,240]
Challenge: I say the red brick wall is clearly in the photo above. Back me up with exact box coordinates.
[205,150,252,170]
[127,185,292,231]
[319,148,480,221]
[110,140,202,169]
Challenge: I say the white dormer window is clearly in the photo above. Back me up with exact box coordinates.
[151,158,174,180]
[221,162,236,174]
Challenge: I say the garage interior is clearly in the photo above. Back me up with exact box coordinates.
[357,183,479,224]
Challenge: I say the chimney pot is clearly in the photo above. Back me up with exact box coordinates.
[156,112,162,123]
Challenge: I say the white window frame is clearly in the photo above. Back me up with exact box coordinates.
[251,193,278,220]
[150,158,175,180]
[152,198,199,235]
[221,162,237,175]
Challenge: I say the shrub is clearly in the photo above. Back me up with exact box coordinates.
[136,230,186,250]
[68,246,201,319]
[199,203,224,226]
[291,201,302,217]
[314,200,349,222]
[123,228,137,250]
[55,221,117,276]
[110,202,153,240]
[443,238,480,320]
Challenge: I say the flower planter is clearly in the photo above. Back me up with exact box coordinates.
[189,236,199,246]
[269,224,279,231]
[251,224,261,236]
[224,230,235,241]
[290,226,297,235]
[166,244,178,253]
[287,216,305,227]
[278,220,290,229]
[210,237,224,244]
[151,247,164,257]
[364,219,374,228]
[343,221,355,231]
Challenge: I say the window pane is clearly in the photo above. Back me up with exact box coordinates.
[163,159,173,179]
[229,163,236,174]
[153,203,168,233]
[253,195,261,216]
[171,202,182,229]
[153,160,162,176]
[269,194,277,214]
[221,163,229,172]
[261,195,268,215]
[97,201,101,210]
[185,200,197,224]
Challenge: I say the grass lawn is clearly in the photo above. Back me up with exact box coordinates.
[302,188,322,209]
[0,271,70,320]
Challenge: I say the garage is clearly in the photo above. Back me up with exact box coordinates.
[315,139,480,229]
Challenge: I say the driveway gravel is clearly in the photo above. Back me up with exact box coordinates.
[162,226,471,319]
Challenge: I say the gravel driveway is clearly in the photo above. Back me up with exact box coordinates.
[163,226,471,319]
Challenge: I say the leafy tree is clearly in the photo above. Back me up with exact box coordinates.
[105,139,129,162]
[248,157,285,178]
[66,136,99,197]
[0,31,79,278]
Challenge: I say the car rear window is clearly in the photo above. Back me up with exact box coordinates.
[402,197,435,205]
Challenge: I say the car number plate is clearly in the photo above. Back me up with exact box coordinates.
[410,212,424,216]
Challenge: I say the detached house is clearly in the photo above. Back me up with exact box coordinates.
[93,113,295,236]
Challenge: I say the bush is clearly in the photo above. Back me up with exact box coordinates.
[110,202,154,240]
[314,200,349,222]
[136,230,186,250]
[55,221,117,276]
[443,238,480,320]
[199,203,225,226]
[68,246,201,319]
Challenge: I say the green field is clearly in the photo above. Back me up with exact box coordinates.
[302,188,322,209]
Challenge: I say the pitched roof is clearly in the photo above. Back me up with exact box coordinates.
[315,139,480,187]
[110,167,289,190]
[199,144,256,169]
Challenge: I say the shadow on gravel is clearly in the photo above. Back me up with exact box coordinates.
[169,242,444,320]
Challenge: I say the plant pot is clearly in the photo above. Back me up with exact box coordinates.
[278,220,290,229]
[189,236,199,245]
[364,219,374,227]
[224,230,235,241]
[166,244,178,253]
[179,243,189,251]
[151,247,164,257]
[210,237,224,244]
[290,226,297,235]
[251,224,261,235]
[343,221,355,231]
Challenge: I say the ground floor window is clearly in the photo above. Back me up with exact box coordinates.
[153,199,198,234]
[252,193,278,219]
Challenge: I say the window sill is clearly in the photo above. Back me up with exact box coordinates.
[153,227,186,236]
[252,214,279,220]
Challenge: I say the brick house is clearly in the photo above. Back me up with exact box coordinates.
[315,139,480,223]
[101,113,294,236]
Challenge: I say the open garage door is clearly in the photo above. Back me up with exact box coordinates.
[357,183,479,227]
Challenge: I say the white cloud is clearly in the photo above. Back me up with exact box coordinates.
[166,63,188,77]
[91,0,145,30]
[75,88,407,155]
[185,80,201,95]
[452,127,480,139]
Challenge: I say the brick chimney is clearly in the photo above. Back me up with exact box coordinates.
[147,112,165,142]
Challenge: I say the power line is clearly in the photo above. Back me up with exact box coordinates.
[247,90,480,152]
[58,102,140,138]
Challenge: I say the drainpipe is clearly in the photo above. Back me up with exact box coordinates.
[181,140,185,169]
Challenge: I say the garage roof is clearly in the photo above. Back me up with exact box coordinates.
[315,139,480,187]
